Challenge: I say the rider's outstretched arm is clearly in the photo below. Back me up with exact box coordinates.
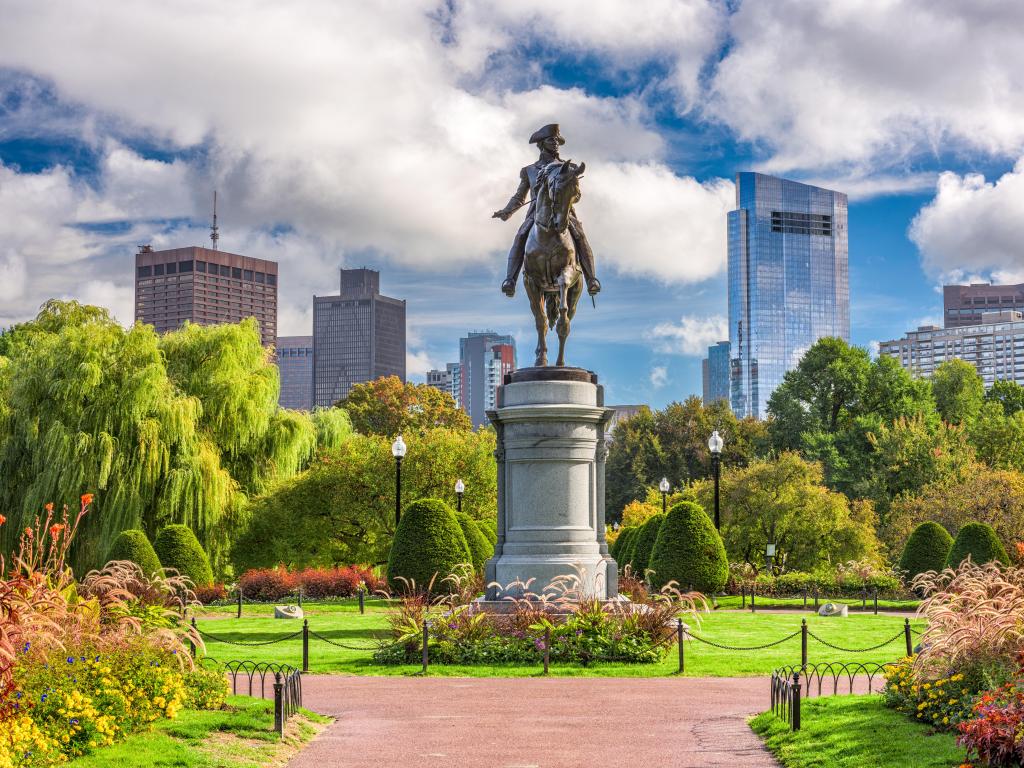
[493,168,530,219]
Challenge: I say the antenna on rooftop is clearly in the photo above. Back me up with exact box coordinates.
[210,190,220,251]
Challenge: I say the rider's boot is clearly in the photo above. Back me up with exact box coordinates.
[577,240,600,296]
[502,250,524,297]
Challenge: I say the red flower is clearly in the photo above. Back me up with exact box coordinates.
[44,502,54,513]
[0,514,5,526]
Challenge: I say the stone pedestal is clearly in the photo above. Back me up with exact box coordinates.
[484,367,618,600]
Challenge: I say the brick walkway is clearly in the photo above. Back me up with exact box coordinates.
[288,676,780,768]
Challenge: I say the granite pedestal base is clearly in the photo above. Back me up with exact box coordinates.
[484,367,618,600]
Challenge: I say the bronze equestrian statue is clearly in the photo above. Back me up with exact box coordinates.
[492,124,599,367]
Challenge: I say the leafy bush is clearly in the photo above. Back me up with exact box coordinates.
[883,657,975,730]
[105,529,162,577]
[630,514,664,577]
[958,681,1024,767]
[647,501,727,592]
[947,522,1009,568]
[193,583,228,604]
[899,521,954,582]
[477,518,497,547]
[154,524,214,587]
[386,498,470,592]
[238,565,384,601]
[457,512,492,572]
[183,665,229,710]
[611,526,635,564]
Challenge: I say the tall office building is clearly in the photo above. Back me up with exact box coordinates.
[728,173,849,418]
[702,341,730,405]
[454,332,516,427]
[425,364,457,398]
[134,246,278,346]
[944,283,1024,328]
[312,268,406,408]
[880,311,1024,387]
[276,335,313,410]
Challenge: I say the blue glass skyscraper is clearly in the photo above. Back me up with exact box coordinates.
[728,173,849,418]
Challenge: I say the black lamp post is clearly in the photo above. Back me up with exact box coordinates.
[659,477,670,515]
[708,430,724,529]
[391,434,407,526]
[455,478,465,515]
[766,542,776,577]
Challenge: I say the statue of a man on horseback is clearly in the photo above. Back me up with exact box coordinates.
[492,124,599,367]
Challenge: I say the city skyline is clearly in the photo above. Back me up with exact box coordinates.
[2,4,1024,408]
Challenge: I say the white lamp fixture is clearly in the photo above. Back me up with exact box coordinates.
[455,478,465,494]
[708,430,724,455]
[766,543,776,557]
[391,434,407,458]
[659,477,670,493]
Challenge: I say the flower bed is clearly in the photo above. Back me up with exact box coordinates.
[237,565,387,602]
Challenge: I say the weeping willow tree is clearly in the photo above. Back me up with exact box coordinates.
[0,301,352,575]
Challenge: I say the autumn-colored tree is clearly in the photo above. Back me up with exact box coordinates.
[339,375,471,436]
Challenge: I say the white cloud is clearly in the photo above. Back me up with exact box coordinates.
[649,365,668,389]
[708,1,1024,174]
[647,314,727,356]
[910,160,1024,280]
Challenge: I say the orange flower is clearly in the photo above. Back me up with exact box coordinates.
[80,493,94,507]
[44,502,54,513]
[0,514,6,526]
[49,523,64,539]
[24,527,33,538]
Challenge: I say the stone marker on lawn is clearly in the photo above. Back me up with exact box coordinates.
[274,605,304,619]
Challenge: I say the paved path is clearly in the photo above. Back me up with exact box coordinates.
[288,676,781,768]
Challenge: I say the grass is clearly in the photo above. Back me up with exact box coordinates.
[194,601,925,677]
[714,595,920,612]
[750,695,966,767]
[68,696,330,767]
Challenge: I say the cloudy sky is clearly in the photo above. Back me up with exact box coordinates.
[2,1,1024,407]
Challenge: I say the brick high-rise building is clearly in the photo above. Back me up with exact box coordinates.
[312,268,406,408]
[944,283,1024,328]
[134,246,278,346]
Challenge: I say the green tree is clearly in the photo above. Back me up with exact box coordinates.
[605,407,664,522]
[969,402,1024,471]
[898,522,953,583]
[985,379,1024,417]
[0,302,342,575]
[693,452,880,573]
[647,501,728,592]
[387,498,470,592]
[946,522,1009,568]
[932,359,985,427]
[340,376,471,436]
[232,428,496,571]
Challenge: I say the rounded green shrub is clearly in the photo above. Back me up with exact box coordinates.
[631,514,665,576]
[613,526,637,570]
[387,498,470,592]
[457,512,493,571]
[647,501,728,592]
[106,529,162,577]
[477,518,498,546]
[946,522,1009,568]
[899,521,954,582]
[154,524,214,586]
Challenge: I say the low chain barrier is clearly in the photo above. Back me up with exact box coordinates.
[203,586,375,618]
[735,585,917,614]
[204,659,303,737]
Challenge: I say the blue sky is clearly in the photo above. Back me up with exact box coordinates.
[2,2,1024,408]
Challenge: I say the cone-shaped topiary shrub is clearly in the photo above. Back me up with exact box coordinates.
[478,518,498,546]
[154,524,214,586]
[899,521,954,582]
[457,512,493,572]
[614,526,637,570]
[106,529,162,577]
[631,514,665,576]
[946,522,1009,568]
[387,498,470,592]
[648,501,728,592]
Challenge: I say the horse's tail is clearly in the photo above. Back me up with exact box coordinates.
[545,293,558,329]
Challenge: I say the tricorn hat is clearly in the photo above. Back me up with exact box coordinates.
[529,123,565,145]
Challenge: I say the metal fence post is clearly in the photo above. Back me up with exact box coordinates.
[544,626,551,675]
[873,587,878,615]
[297,585,303,608]
[861,588,867,611]
[422,620,429,674]
[237,586,242,619]
[905,618,913,657]
[802,588,807,610]
[189,616,197,657]
[677,618,685,674]
[273,672,284,737]
[751,586,756,613]
[801,619,808,670]
[302,619,309,673]
[740,585,746,609]
[813,587,819,610]
[791,671,801,731]
[358,586,365,615]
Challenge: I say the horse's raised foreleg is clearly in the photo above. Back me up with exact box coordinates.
[525,278,548,367]
[555,274,569,367]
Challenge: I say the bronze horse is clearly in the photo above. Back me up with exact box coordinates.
[523,159,586,367]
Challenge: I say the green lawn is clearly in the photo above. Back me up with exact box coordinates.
[750,695,965,768]
[68,696,329,767]
[195,602,924,677]
[713,595,920,612]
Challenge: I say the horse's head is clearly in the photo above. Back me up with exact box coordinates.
[544,160,585,233]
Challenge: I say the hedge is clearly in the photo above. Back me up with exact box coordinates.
[387,498,471,592]
[630,514,664,577]
[946,522,1009,568]
[899,521,954,582]
[457,512,493,572]
[647,501,727,592]
[105,529,162,577]
[238,565,386,601]
[153,524,214,587]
